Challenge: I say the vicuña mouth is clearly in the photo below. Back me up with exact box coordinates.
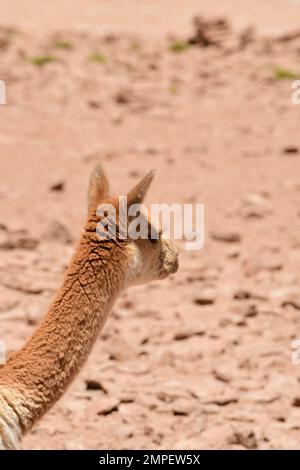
[161,259,179,277]
[168,260,179,274]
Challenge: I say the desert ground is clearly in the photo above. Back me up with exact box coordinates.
[1,0,300,449]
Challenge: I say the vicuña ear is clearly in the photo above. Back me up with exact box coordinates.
[88,163,110,213]
[127,169,156,206]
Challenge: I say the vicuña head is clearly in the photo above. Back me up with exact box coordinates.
[0,164,179,449]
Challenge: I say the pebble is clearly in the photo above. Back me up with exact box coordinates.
[227,429,258,449]
[211,231,241,243]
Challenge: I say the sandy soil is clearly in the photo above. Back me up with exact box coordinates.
[1,0,300,450]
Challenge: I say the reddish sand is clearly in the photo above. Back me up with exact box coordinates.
[1,1,300,449]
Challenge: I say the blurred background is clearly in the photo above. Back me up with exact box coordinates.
[1,0,300,449]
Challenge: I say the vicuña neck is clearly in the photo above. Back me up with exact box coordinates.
[0,229,126,439]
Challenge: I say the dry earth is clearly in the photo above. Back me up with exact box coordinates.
[1,1,300,449]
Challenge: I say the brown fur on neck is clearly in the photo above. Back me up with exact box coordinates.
[0,216,128,438]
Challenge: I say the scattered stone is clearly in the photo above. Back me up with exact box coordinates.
[187,15,254,52]
[233,289,251,300]
[49,181,65,192]
[262,259,282,272]
[246,391,280,404]
[194,289,217,306]
[274,415,286,423]
[188,16,231,48]
[233,289,266,301]
[114,88,133,105]
[228,429,258,449]
[207,396,238,406]
[172,400,195,416]
[85,379,107,393]
[227,249,240,259]
[173,327,205,340]
[96,398,119,416]
[212,368,231,383]
[282,146,299,155]
[118,391,136,404]
[156,380,190,402]
[292,397,300,407]
[282,301,300,311]
[107,335,137,361]
[211,231,241,243]
[243,257,282,276]
[244,304,258,318]
[233,316,247,327]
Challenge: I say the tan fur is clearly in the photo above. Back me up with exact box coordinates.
[0,165,179,449]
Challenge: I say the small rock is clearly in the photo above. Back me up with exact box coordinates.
[246,390,280,404]
[49,181,65,192]
[228,429,258,449]
[227,249,240,259]
[188,16,232,48]
[108,335,137,361]
[194,289,216,306]
[207,395,238,406]
[282,146,299,155]
[212,368,232,383]
[233,289,266,301]
[211,231,241,243]
[96,398,119,416]
[85,379,107,393]
[282,301,300,311]
[292,397,300,407]
[244,304,258,318]
[233,316,247,327]
[233,289,251,300]
[172,399,195,416]
[114,88,134,105]
[173,328,205,340]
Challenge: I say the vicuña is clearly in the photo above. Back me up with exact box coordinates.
[0,164,179,449]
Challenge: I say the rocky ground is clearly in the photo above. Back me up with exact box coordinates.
[1,0,300,449]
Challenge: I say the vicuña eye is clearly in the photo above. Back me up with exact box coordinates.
[149,229,161,244]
